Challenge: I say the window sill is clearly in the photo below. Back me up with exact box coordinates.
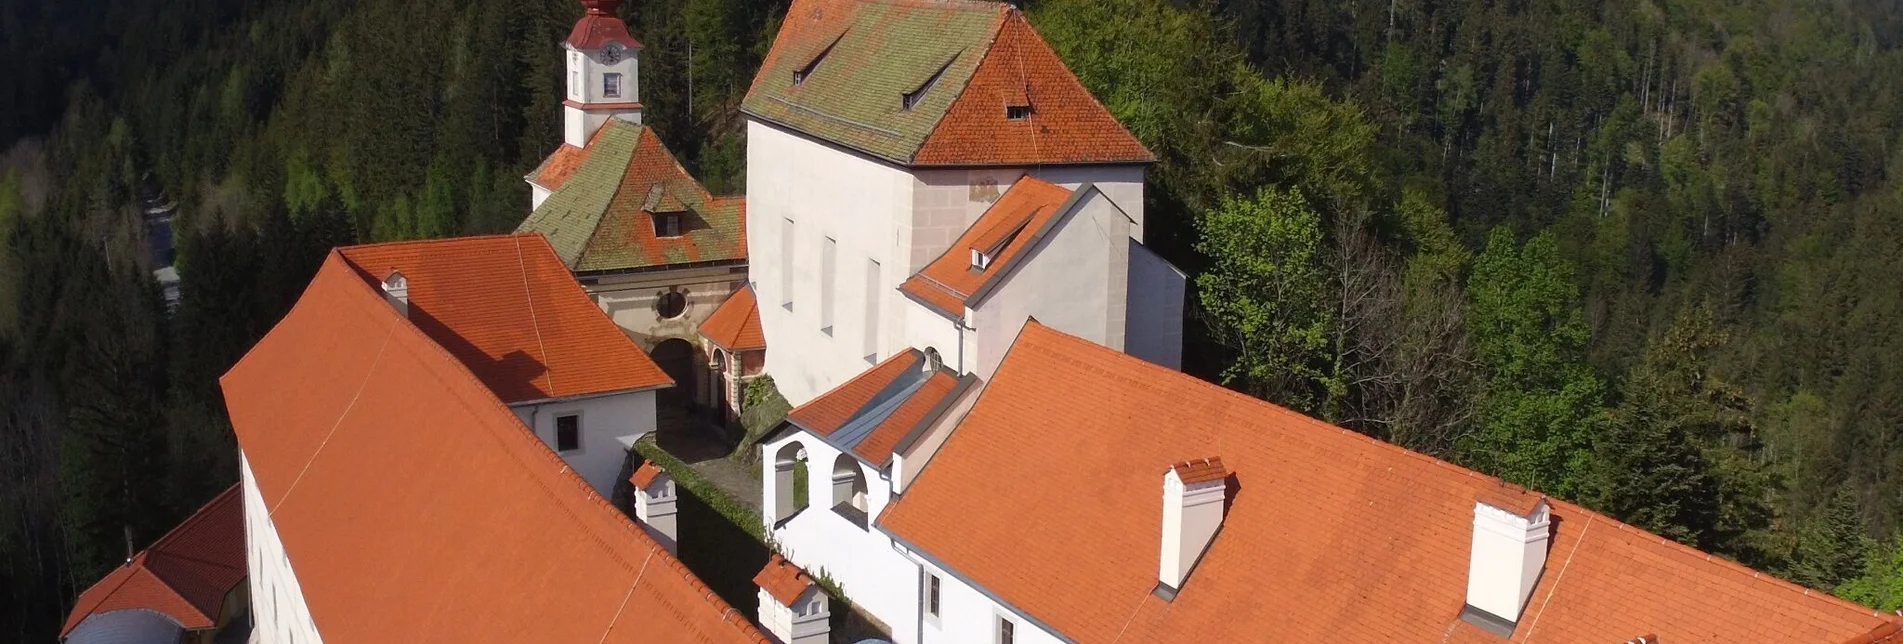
[831,502,869,530]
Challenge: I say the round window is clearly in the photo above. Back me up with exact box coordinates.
[657,291,687,319]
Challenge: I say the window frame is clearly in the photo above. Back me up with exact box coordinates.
[603,72,624,98]
[997,614,1016,644]
[554,413,583,454]
[925,572,942,620]
[1006,104,1033,120]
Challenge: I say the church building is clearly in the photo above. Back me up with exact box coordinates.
[518,0,750,423]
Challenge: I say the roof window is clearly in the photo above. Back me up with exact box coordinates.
[794,33,844,86]
[654,212,683,238]
[1006,104,1033,120]
[904,56,958,111]
[970,248,993,270]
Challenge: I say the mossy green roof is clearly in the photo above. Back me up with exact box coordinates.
[518,121,746,273]
[741,0,1005,165]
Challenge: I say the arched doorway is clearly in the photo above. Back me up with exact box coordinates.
[651,338,700,407]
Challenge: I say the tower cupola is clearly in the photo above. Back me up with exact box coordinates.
[561,0,643,147]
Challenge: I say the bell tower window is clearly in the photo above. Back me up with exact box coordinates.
[604,73,623,98]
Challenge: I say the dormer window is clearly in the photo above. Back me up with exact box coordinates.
[970,248,993,270]
[654,212,683,237]
[904,56,957,111]
[603,73,623,98]
[1006,104,1033,120]
[795,33,843,86]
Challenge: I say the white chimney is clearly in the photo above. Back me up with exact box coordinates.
[1158,457,1227,598]
[628,460,678,554]
[381,271,409,317]
[755,554,829,644]
[1461,485,1553,636]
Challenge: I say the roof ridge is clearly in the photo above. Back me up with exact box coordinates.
[312,257,764,641]
[335,232,528,253]
[143,484,239,554]
[129,560,208,625]
[1010,321,1895,623]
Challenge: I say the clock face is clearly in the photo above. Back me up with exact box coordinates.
[601,45,624,65]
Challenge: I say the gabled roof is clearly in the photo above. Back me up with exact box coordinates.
[783,349,969,469]
[336,234,671,403]
[220,256,768,644]
[527,142,593,191]
[899,176,1077,318]
[754,554,817,607]
[518,121,747,273]
[742,0,1151,167]
[700,286,767,352]
[879,321,1899,644]
[61,485,245,637]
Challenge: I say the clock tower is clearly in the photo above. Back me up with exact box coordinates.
[562,0,642,148]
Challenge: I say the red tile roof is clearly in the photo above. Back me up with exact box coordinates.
[531,143,592,191]
[754,554,816,607]
[782,349,966,469]
[912,12,1153,166]
[879,321,1897,644]
[1846,621,1903,644]
[61,485,245,636]
[630,460,664,490]
[337,234,672,403]
[1168,457,1226,485]
[900,176,1074,318]
[566,10,641,51]
[700,286,767,352]
[221,256,767,643]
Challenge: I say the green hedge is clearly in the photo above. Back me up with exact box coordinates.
[632,435,763,540]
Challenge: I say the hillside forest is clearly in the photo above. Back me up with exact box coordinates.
[4,0,1903,638]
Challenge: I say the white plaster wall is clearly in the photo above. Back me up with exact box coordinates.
[911,555,1066,644]
[746,121,917,405]
[510,390,657,496]
[970,190,1131,379]
[900,297,969,374]
[1028,164,1147,244]
[891,382,981,495]
[759,432,921,641]
[1124,240,1185,370]
[565,46,639,105]
[530,183,552,211]
[241,456,324,644]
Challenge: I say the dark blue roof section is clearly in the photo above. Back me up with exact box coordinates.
[824,366,936,454]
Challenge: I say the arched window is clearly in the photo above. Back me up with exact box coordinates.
[772,442,810,524]
[924,347,943,371]
[831,454,870,529]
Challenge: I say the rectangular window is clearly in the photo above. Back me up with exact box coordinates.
[820,237,837,335]
[1006,104,1033,120]
[555,414,581,452]
[863,259,880,363]
[781,219,796,311]
[654,212,681,237]
[999,617,1015,644]
[604,73,623,98]
[926,574,941,618]
[570,71,580,97]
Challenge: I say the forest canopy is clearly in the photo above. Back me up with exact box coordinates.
[4,0,1903,638]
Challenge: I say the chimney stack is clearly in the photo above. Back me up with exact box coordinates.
[1460,484,1553,637]
[1158,457,1227,598]
[755,554,829,644]
[381,271,409,317]
[628,460,678,554]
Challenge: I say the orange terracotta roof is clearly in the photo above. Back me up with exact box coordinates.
[700,286,766,352]
[912,12,1153,166]
[1846,621,1903,644]
[531,143,592,190]
[337,234,671,403]
[630,460,664,490]
[782,349,964,468]
[879,321,1897,644]
[900,177,1074,318]
[61,485,245,636]
[1168,457,1226,485]
[566,9,641,51]
[220,256,767,644]
[754,554,816,607]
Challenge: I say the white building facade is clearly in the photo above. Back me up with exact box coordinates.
[240,457,323,644]
[509,389,658,496]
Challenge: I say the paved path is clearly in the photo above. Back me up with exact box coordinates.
[655,407,763,512]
